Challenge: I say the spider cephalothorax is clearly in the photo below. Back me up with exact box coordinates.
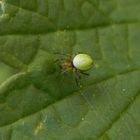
[61,55,74,73]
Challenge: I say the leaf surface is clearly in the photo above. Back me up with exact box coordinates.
[0,0,140,140]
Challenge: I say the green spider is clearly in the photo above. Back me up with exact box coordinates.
[56,53,94,85]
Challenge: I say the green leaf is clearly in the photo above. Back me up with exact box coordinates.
[0,0,140,140]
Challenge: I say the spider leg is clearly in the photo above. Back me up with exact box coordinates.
[79,71,89,76]
[54,58,64,63]
[76,51,84,55]
[61,67,72,74]
[75,69,82,79]
[54,59,59,63]
[75,76,79,86]
[53,52,66,55]
[54,59,62,70]
[54,52,72,58]
[73,69,82,86]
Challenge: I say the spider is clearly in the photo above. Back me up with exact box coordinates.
[55,53,94,86]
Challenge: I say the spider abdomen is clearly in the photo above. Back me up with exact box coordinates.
[73,54,93,71]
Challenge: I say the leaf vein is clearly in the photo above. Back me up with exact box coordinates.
[0,20,140,36]
[95,89,140,140]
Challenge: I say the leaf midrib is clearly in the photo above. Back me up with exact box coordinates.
[1,21,140,36]
[0,66,139,129]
